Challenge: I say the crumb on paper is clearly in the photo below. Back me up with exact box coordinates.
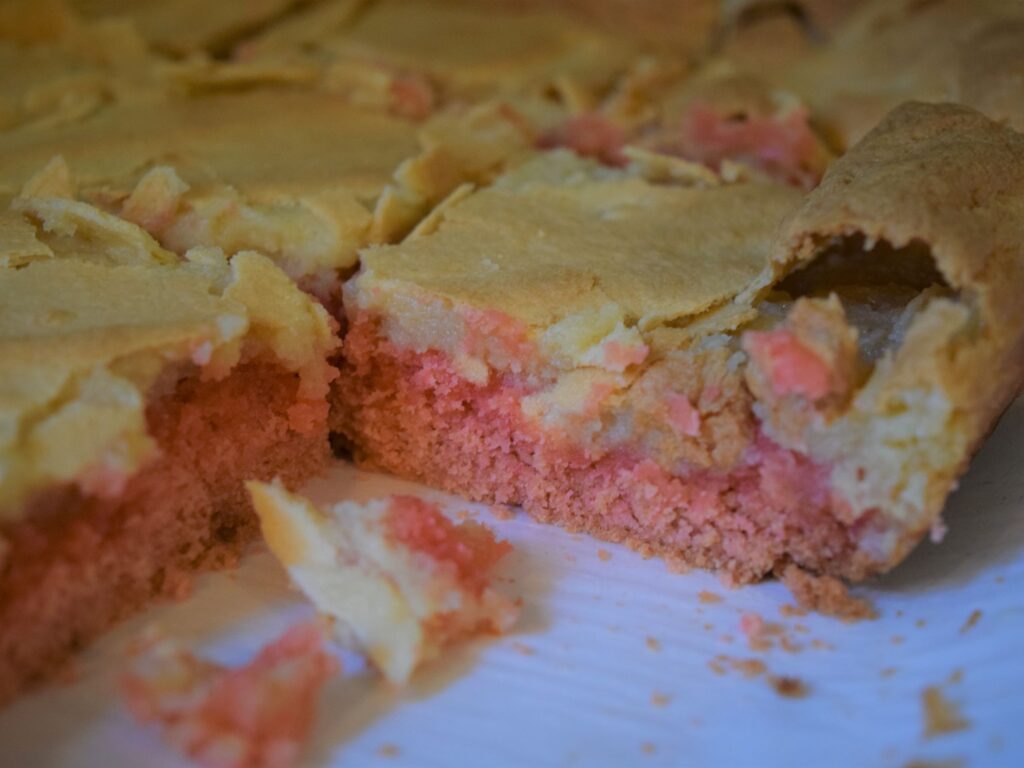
[698,590,722,604]
[779,635,804,653]
[645,636,661,652]
[809,638,834,651]
[959,609,982,634]
[947,669,963,685]
[915,619,927,629]
[121,622,338,768]
[731,657,767,678]
[708,655,766,679]
[903,760,965,768]
[490,504,515,521]
[767,675,810,699]
[641,742,657,755]
[922,686,971,738]
[779,564,877,621]
[564,553,577,563]
[597,548,612,562]
[880,667,898,678]
[650,691,671,707]
[780,603,808,618]
[891,635,905,646]
[666,555,690,574]
[377,743,400,758]
[510,641,536,656]
[739,612,765,638]
[702,623,714,632]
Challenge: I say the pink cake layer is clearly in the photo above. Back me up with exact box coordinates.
[334,314,881,584]
[0,363,331,705]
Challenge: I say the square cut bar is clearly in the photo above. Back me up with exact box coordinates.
[0,196,338,703]
[333,103,1024,585]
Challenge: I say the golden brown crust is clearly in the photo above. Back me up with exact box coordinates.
[758,102,1024,569]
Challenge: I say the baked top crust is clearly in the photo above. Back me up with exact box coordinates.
[357,152,802,332]
[239,0,639,101]
[0,198,337,515]
[781,0,1024,146]
[746,101,1024,562]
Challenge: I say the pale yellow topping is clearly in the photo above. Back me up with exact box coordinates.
[356,152,802,334]
[317,0,636,99]
[68,0,301,55]
[0,202,337,514]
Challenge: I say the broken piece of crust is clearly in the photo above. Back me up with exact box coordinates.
[748,101,1024,573]
[247,482,519,684]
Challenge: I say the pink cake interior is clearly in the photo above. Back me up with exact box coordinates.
[0,363,331,704]
[334,314,879,585]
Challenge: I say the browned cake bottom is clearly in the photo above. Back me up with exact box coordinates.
[0,363,330,704]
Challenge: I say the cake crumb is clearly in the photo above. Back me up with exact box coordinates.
[959,609,982,634]
[645,636,662,652]
[922,686,970,737]
[891,635,905,645]
[597,548,612,562]
[779,635,804,653]
[880,667,898,678]
[511,642,536,656]
[903,760,964,768]
[779,603,808,618]
[767,675,809,699]
[810,638,834,651]
[708,659,727,675]
[490,505,515,521]
[947,669,963,685]
[730,658,767,678]
[779,564,877,621]
[698,590,722,604]
[641,742,657,755]
[650,691,671,708]
[377,744,401,758]
[915,619,927,629]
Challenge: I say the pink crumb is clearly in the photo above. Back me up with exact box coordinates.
[678,103,823,188]
[602,339,649,372]
[121,622,338,768]
[75,460,131,499]
[666,393,702,437]
[384,496,513,595]
[740,612,766,638]
[389,73,435,120]
[745,329,832,400]
[537,113,628,167]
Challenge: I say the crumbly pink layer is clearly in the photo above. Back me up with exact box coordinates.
[0,364,331,705]
[122,622,338,768]
[334,315,878,584]
[673,103,824,188]
[384,496,512,597]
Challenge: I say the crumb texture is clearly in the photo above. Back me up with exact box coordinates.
[334,317,875,584]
